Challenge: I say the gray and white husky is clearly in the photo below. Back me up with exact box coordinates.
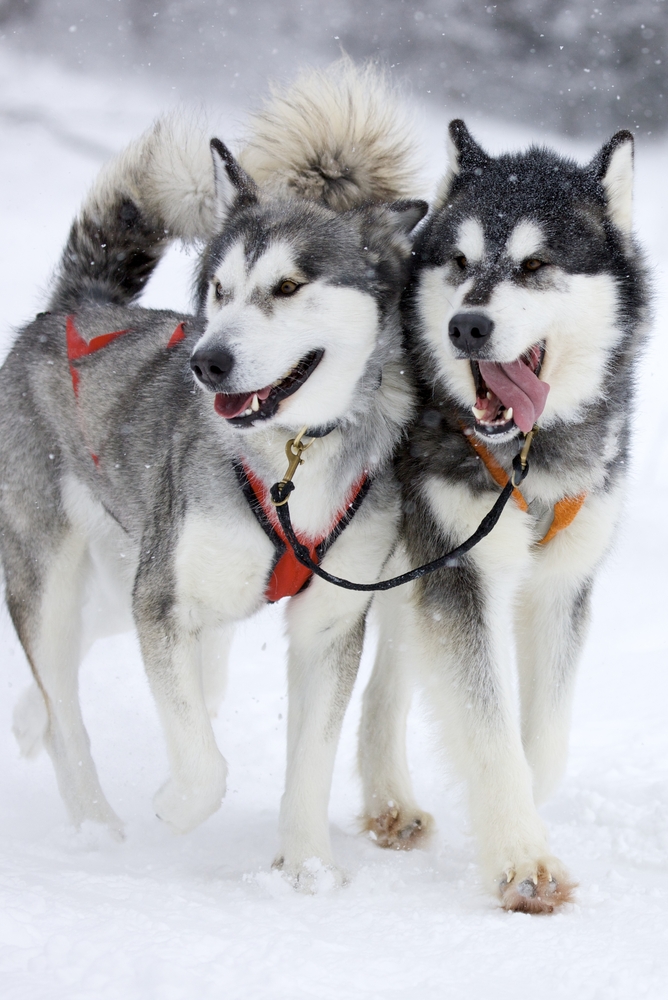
[2,64,427,884]
[359,121,649,911]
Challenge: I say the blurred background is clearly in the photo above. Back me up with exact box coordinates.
[1,0,665,139]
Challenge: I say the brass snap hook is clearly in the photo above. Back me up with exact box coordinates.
[511,425,538,487]
[271,426,314,506]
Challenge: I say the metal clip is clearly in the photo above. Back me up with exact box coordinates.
[511,424,538,487]
[271,426,314,506]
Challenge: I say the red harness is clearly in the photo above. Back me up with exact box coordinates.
[235,461,370,603]
[66,314,186,465]
[66,314,185,395]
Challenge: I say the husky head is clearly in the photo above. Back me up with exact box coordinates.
[413,120,645,444]
[189,140,427,433]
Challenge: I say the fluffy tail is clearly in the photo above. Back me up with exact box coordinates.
[239,59,422,211]
[49,62,420,311]
[49,115,217,312]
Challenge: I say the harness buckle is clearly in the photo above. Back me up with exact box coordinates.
[271,426,314,506]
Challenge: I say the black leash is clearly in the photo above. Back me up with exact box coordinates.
[268,428,534,593]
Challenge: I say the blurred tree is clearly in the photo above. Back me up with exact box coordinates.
[1,0,665,138]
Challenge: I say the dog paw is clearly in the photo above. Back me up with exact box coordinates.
[363,803,434,850]
[79,809,126,843]
[154,764,226,834]
[68,793,125,842]
[93,803,126,842]
[498,859,576,914]
[272,855,347,894]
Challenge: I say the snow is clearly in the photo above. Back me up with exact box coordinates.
[1,44,667,1000]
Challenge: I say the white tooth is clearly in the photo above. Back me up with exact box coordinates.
[472,405,486,419]
[504,407,513,421]
[486,391,492,400]
[251,393,259,412]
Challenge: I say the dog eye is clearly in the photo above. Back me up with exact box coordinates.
[523,258,544,272]
[454,255,467,270]
[213,280,225,301]
[276,279,301,296]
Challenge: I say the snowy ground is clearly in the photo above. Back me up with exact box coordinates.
[1,45,667,1000]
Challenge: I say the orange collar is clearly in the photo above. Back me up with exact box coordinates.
[462,427,586,545]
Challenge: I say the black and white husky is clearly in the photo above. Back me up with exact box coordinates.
[2,64,427,885]
[359,121,650,911]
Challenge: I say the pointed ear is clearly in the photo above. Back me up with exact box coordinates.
[384,199,429,234]
[210,138,258,218]
[435,119,489,207]
[592,130,634,236]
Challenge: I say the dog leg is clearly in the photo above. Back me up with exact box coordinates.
[133,575,227,833]
[16,530,123,835]
[414,563,574,913]
[516,491,621,805]
[200,624,234,719]
[12,682,48,759]
[275,589,370,890]
[359,590,434,850]
[516,573,592,805]
[140,627,228,833]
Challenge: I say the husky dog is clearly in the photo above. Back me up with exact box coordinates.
[2,63,427,883]
[359,121,649,911]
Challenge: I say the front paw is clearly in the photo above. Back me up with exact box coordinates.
[498,858,576,914]
[154,760,227,833]
[363,802,434,850]
[272,854,348,893]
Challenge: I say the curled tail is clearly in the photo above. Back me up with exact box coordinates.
[239,59,422,211]
[49,115,217,312]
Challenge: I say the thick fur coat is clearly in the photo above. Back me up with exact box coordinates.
[358,121,649,912]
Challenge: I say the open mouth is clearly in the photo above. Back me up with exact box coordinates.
[214,349,324,427]
[470,342,548,437]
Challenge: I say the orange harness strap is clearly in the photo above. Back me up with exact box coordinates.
[462,429,586,545]
[538,494,586,545]
[463,429,529,513]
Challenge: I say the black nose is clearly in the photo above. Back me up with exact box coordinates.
[448,313,494,355]
[190,345,235,391]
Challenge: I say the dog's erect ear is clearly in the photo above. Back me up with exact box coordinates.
[591,130,634,236]
[435,120,490,208]
[449,119,489,167]
[210,138,258,218]
[383,199,429,234]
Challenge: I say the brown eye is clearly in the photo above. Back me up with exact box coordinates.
[213,279,224,300]
[276,279,300,296]
[523,258,543,272]
[454,255,467,270]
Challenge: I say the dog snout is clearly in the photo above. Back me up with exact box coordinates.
[190,344,235,391]
[448,313,494,356]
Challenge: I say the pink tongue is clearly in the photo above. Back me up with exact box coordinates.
[214,384,272,420]
[478,360,550,434]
